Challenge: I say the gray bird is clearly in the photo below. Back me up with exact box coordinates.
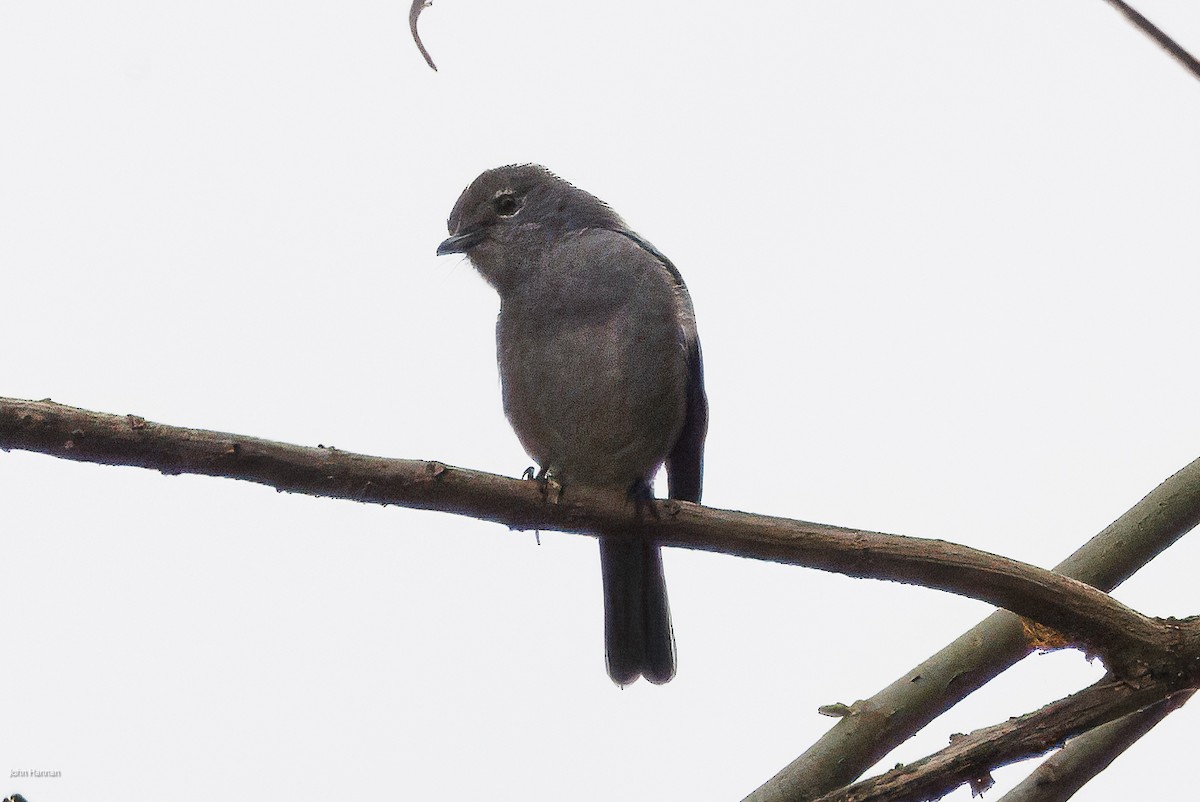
[436,164,707,685]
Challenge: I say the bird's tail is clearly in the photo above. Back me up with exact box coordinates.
[600,536,676,685]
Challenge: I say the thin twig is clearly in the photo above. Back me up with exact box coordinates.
[1102,0,1200,81]
[410,0,437,71]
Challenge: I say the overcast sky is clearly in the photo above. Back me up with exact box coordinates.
[2,2,1199,800]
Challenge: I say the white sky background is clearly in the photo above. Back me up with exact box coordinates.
[2,1,1199,799]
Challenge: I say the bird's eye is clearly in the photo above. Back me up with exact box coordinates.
[493,192,521,217]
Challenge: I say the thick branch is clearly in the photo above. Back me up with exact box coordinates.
[0,397,1189,674]
[815,678,1186,802]
[744,454,1200,801]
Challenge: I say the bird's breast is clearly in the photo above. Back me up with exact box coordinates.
[496,296,688,488]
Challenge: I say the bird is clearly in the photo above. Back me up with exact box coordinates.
[437,164,707,685]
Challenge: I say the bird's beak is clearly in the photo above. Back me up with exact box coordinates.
[436,229,486,256]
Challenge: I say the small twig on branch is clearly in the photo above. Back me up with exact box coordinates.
[1102,0,1200,82]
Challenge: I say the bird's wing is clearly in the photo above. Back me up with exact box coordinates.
[616,230,708,504]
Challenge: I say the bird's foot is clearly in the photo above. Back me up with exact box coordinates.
[523,465,562,505]
[626,477,660,521]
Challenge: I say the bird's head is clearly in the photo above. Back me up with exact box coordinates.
[437,164,622,289]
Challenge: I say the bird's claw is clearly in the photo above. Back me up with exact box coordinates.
[522,465,562,505]
[627,478,660,521]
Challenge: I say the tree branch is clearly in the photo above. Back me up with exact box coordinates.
[743,454,1200,801]
[997,689,1195,802]
[814,677,1188,802]
[1,397,1193,677]
[1102,0,1200,82]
